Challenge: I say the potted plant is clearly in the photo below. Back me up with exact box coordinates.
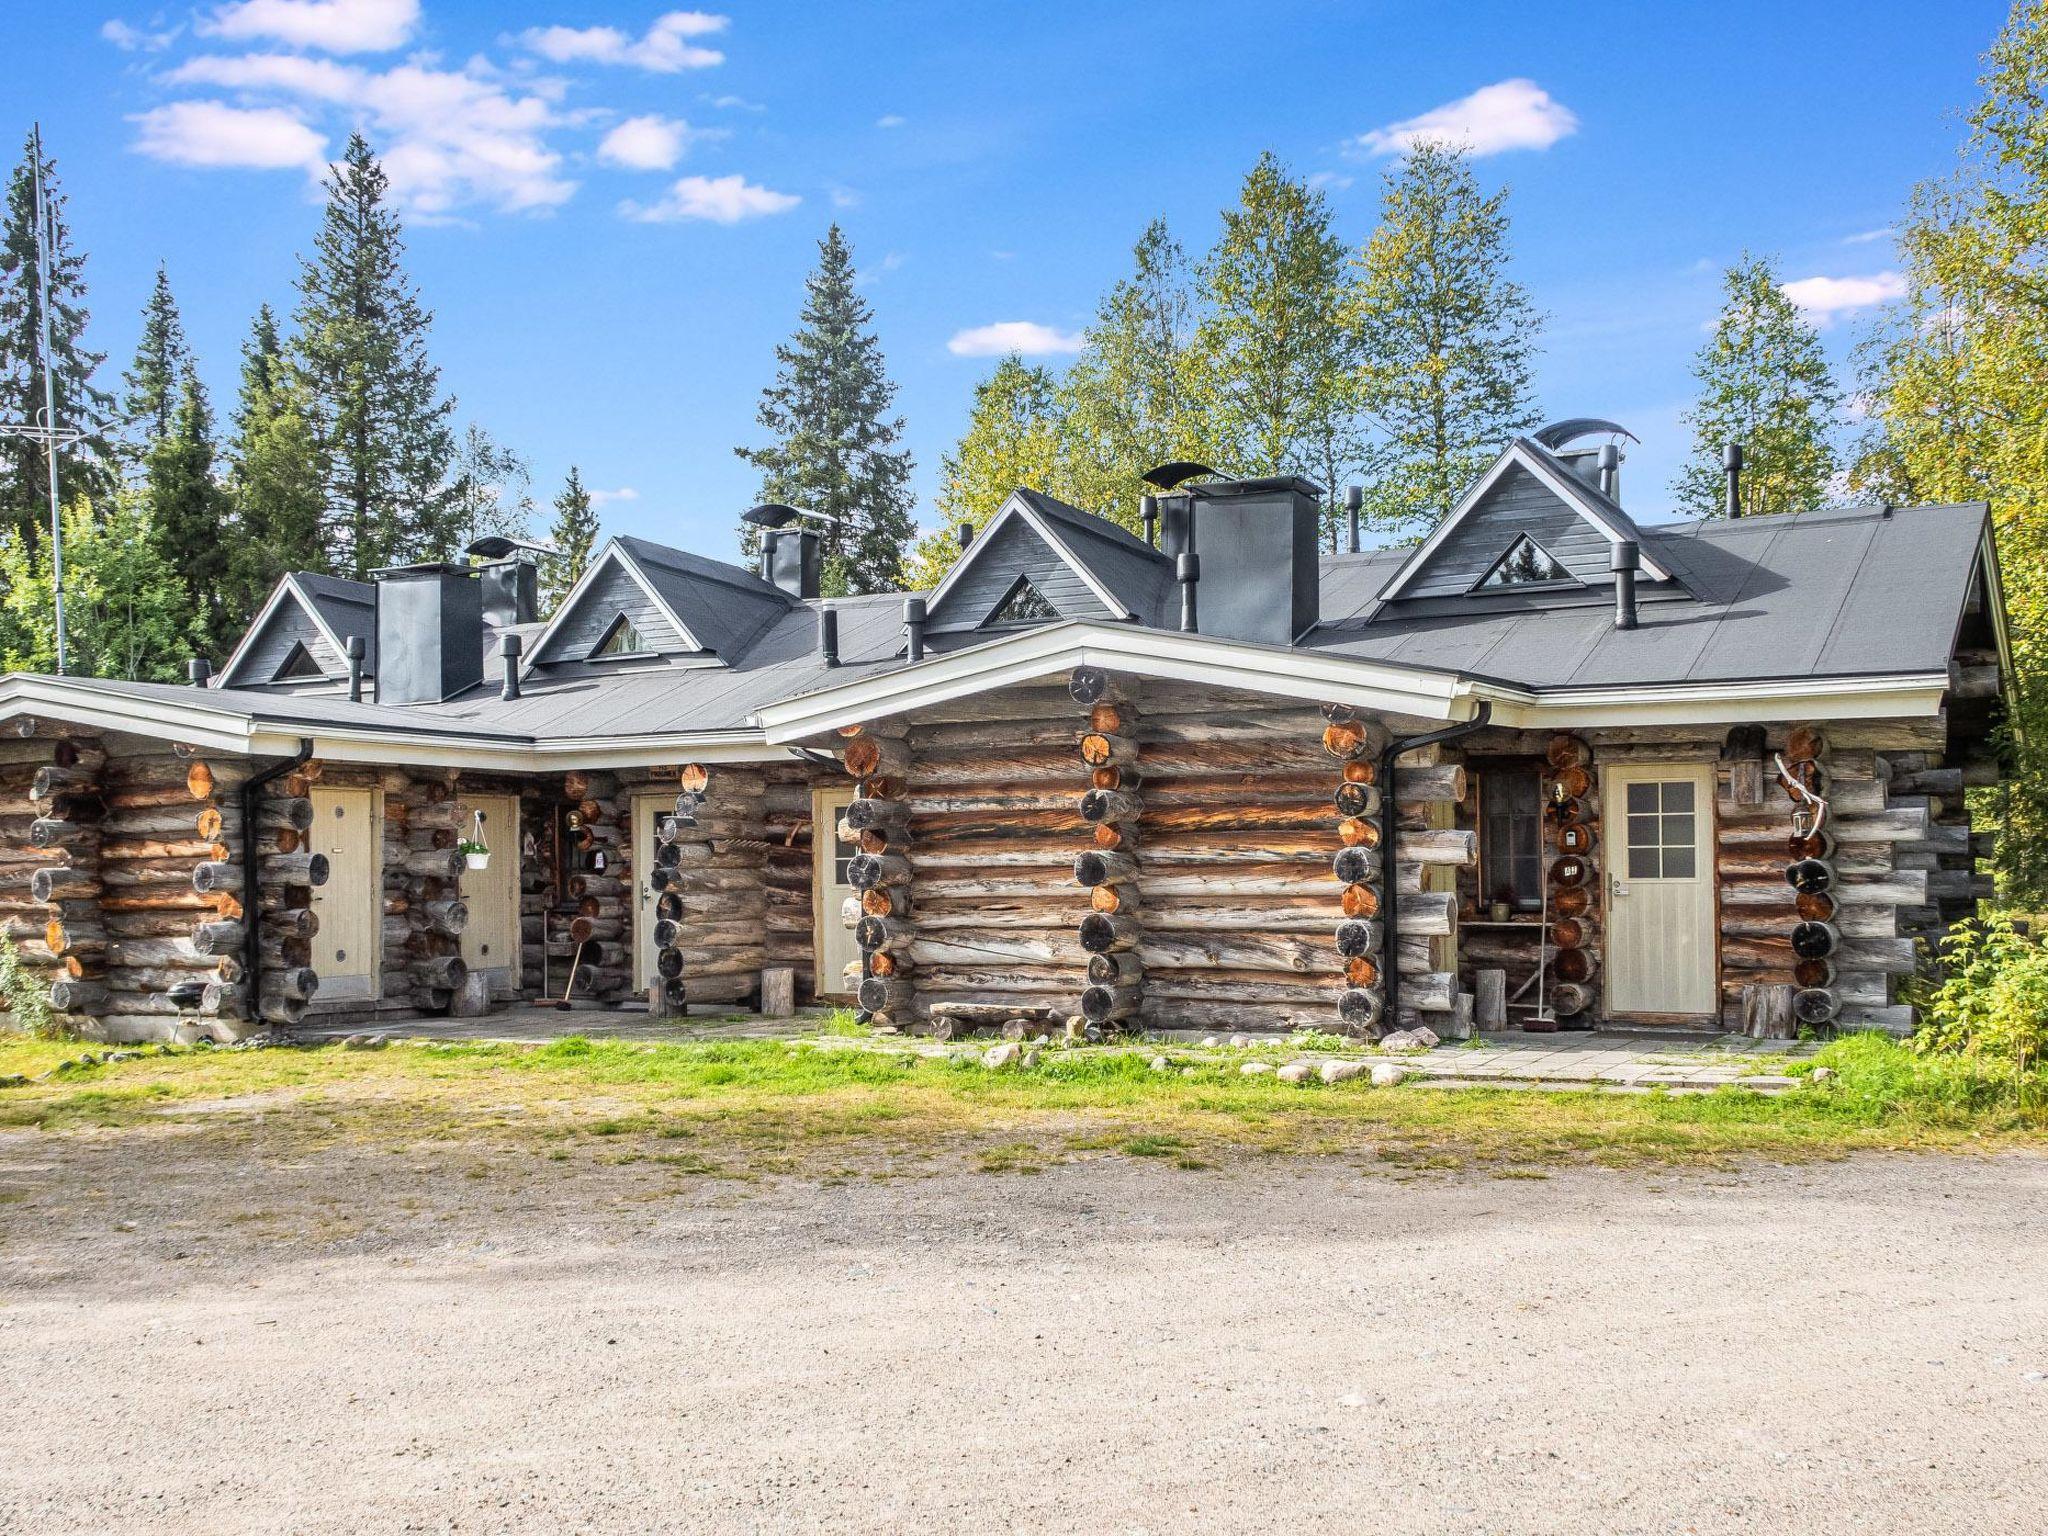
[458,838,490,871]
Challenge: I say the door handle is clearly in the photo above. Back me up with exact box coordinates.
[1610,873,1627,898]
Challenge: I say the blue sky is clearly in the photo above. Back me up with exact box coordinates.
[9,0,2014,561]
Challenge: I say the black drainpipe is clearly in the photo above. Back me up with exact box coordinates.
[1377,700,1491,1031]
[243,737,315,1025]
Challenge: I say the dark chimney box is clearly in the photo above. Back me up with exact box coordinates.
[374,563,483,705]
[1159,475,1322,647]
[762,526,823,600]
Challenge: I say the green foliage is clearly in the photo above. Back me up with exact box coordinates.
[444,422,534,554]
[1914,913,2048,1077]
[119,264,191,459]
[147,372,232,660]
[909,355,1066,587]
[543,465,599,612]
[0,129,115,553]
[0,933,56,1039]
[736,224,917,595]
[1353,140,1541,540]
[224,304,326,616]
[0,491,194,679]
[292,132,457,577]
[1673,254,1841,518]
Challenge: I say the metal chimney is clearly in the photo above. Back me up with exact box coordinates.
[186,657,211,688]
[1723,442,1745,518]
[762,526,823,600]
[904,596,927,662]
[344,635,366,702]
[500,633,523,700]
[1612,540,1640,631]
[1345,484,1363,553]
[1140,494,1159,549]
[819,606,840,668]
[956,521,974,552]
[1597,444,1620,503]
[1177,552,1200,633]
[372,563,483,705]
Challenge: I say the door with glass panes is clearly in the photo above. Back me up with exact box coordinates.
[812,786,860,999]
[1602,764,1717,1017]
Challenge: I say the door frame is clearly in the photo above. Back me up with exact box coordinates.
[456,792,520,986]
[1599,761,1720,1022]
[812,784,858,1000]
[310,784,383,1003]
[630,791,671,993]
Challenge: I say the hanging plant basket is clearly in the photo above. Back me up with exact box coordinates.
[464,850,491,870]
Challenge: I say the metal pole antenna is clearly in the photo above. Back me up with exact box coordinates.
[30,124,66,675]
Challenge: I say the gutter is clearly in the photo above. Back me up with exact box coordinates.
[1378,701,1491,1035]
[243,737,314,1028]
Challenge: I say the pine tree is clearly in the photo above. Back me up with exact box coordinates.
[224,304,325,615]
[0,130,115,554]
[1673,255,1841,518]
[1190,153,1361,541]
[1353,140,1540,539]
[910,355,1066,587]
[120,264,191,462]
[1059,219,1215,528]
[543,466,599,612]
[147,372,231,660]
[735,225,916,595]
[0,492,192,682]
[292,133,456,577]
[445,423,534,555]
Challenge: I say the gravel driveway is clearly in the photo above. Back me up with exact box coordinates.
[2,1136,2045,1534]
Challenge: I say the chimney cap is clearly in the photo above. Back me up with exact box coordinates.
[465,534,556,562]
[1185,473,1325,501]
[1723,442,1745,469]
[1610,539,1641,572]
[1141,460,1220,490]
[743,502,841,529]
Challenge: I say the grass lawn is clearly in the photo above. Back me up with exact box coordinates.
[1,1027,2044,1180]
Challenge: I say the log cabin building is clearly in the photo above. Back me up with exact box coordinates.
[0,422,2012,1044]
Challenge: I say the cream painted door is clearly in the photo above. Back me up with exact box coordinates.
[310,786,380,1002]
[1603,764,1717,1017]
[455,792,519,984]
[813,785,860,999]
[632,793,669,992]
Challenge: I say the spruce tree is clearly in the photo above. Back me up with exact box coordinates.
[734,225,916,595]
[225,304,325,614]
[543,465,599,612]
[1190,153,1361,540]
[147,372,231,660]
[0,130,115,553]
[445,423,534,554]
[910,355,1066,587]
[120,264,191,462]
[1673,254,1840,518]
[1353,141,1540,539]
[1059,220,1219,529]
[292,133,456,577]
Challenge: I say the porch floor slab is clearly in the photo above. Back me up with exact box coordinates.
[288,1011,1820,1093]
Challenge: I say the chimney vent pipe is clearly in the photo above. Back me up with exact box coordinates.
[344,635,366,702]
[1176,552,1201,634]
[499,633,523,700]
[1140,494,1159,549]
[187,657,211,688]
[1597,443,1620,503]
[819,606,840,668]
[1723,442,1745,518]
[956,520,974,551]
[1344,484,1363,553]
[904,596,927,663]
[1612,540,1641,631]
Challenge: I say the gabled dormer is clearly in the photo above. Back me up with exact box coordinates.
[215,572,375,693]
[522,535,795,675]
[925,489,1170,635]
[1375,434,1679,612]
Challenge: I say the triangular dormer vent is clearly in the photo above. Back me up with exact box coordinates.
[273,640,325,681]
[1474,534,1573,591]
[986,574,1059,626]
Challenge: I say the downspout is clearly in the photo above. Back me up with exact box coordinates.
[1377,700,1492,1031]
[242,737,315,1027]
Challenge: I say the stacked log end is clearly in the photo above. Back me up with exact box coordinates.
[1322,707,1386,1038]
[845,724,915,1027]
[0,736,62,1028]
[1075,668,1141,1034]
[1388,757,1472,1034]
[1780,727,1842,1031]
[27,737,106,1034]
[561,769,631,1001]
[399,771,469,1009]
[644,767,694,1018]
[655,762,771,1015]
[1543,734,1599,1027]
[241,756,322,1031]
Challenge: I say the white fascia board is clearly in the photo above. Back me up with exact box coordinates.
[1467,672,1951,729]
[0,677,259,754]
[251,723,794,771]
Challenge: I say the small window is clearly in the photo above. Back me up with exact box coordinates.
[1479,766,1544,909]
[985,574,1058,626]
[1475,534,1572,590]
[272,640,326,682]
[1625,779,1699,879]
[591,613,645,658]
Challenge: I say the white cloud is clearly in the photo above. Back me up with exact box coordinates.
[619,173,799,223]
[167,52,576,213]
[706,93,762,111]
[1842,227,1893,246]
[1351,78,1577,158]
[101,17,181,51]
[589,486,639,508]
[1780,271,1908,323]
[203,0,419,53]
[1307,169,1353,191]
[947,321,1085,358]
[129,99,326,169]
[828,185,861,209]
[875,114,905,129]
[518,10,727,72]
[598,114,705,171]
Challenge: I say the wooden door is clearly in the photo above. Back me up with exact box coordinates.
[632,793,668,992]
[813,785,860,999]
[309,786,380,1002]
[455,792,519,984]
[1603,764,1717,1017]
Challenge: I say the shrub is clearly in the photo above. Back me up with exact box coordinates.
[1915,913,2048,1078]
[0,933,58,1039]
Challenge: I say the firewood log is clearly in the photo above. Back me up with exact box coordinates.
[1078,732,1138,769]
[32,866,99,903]
[1080,983,1142,1023]
[1073,850,1138,887]
[843,736,910,781]
[261,853,331,886]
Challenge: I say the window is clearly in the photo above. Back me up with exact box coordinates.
[986,574,1058,626]
[591,613,644,658]
[272,640,325,682]
[1479,766,1544,909]
[1625,779,1698,879]
[1475,534,1572,590]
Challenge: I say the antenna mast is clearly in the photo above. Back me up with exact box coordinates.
[31,124,68,675]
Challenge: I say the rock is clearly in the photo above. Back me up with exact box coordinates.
[105,1050,138,1063]
[1150,1057,1170,1073]
[0,1074,28,1088]
[1228,1034,1252,1049]
[872,1024,900,1035]
[1181,1067,1198,1078]
[1320,1060,1365,1085]
[983,1042,1022,1070]
[1002,1018,1028,1040]
[171,1023,208,1046]
[1370,1062,1406,1088]
[1032,1034,1048,1046]
[1200,1035,1220,1048]
[1810,1066,1835,1083]
[342,1034,388,1051]
[1410,1026,1440,1049]
[1021,1048,1041,1069]
[1378,1030,1427,1053]
[1084,1024,1104,1044]
[1065,1018,1087,1043]
[1239,1061,1274,1076]
[1277,1061,1314,1085]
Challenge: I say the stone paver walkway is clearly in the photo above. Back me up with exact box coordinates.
[294,1008,1816,1094]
